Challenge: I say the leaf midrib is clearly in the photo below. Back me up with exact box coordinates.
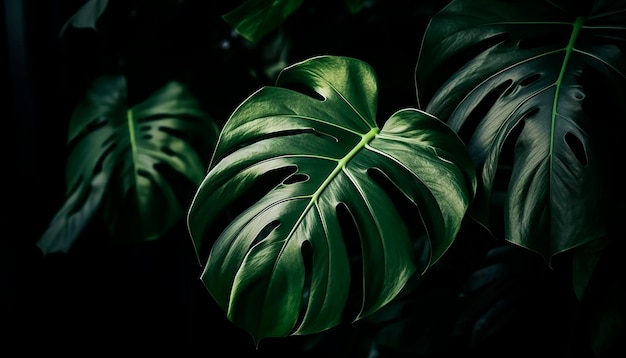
[127,108,140,192]
[550,16,583,187]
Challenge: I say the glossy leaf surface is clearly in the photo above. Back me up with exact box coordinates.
[416,0,626,262]
[188,55,476,342]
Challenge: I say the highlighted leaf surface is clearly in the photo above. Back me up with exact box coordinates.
[188,56,476,342]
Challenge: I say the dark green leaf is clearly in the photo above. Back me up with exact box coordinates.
[188,55,476,342]
[416,0,626,263]
[37,76,218,254]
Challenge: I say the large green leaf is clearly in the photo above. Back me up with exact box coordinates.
[415,0,626,263]
[37,75,218,254]
[187,55,476,343]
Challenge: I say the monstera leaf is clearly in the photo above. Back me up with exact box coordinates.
[415,0,626,263]
[37,75,219,254]
[187,55,476,343]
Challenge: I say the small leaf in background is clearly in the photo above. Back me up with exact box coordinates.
[37,75,219,255]
[344,0,367,14]
[222,0,304,44]
[59,0,109,38]
[188,55,476,344]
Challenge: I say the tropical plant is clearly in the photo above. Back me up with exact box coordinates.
[33,0,624,356]
[37,75,219,254]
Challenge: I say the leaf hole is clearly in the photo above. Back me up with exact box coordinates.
[283,173,309,185]
[457,79,513,143]
[503,107,537,177]
[433,33,509,102]
[569,87,585,101]
[66,176,94,215]
[312,130,339,143]
[218,129,318,161]
[368,168,429,270]
[137,168,151,178]
[336,202,363,321]
[195,166,297,261]
[519,73,541,87]
[564,132,588,166]
[501,74,541,98]
[487,115,526,236]
[281,82,326,101]
[66,117,109,151]
[250,220,281,248]
[495,118,525,191]
[159,126,186,139]
[92,142,116,175]
[161,146,176,156]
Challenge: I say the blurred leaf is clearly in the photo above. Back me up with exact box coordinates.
[59,0,109,38]
[38,76,219,254]
[223,0,304,44]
